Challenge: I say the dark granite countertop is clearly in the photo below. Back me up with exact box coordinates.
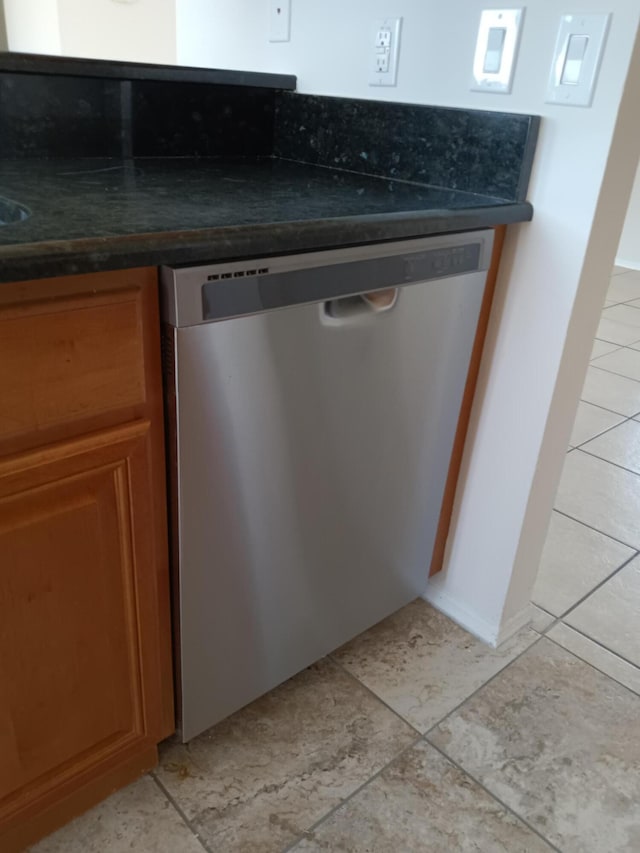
[0,156,532,282]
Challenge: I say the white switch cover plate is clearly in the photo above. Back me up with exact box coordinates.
[369,18,402,87]
[269,0,291,42]
[546,14,610,107]
[472,9,524,93]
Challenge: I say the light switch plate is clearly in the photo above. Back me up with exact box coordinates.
[472,9,524,93]
[269,0,291,43]
[546,14,610,107]
[369,18,402,87]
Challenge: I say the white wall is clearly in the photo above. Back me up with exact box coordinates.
[176,0,267,69]
[2,0,176,63]
[0,3,8,51]
[3,0,61,54]
[617,162,640,269]
[178,1,640,644]
[58,0,176,64]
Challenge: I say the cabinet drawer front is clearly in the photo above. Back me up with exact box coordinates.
[0,289,146,446]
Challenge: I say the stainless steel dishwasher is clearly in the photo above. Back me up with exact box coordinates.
[161,228,494,741]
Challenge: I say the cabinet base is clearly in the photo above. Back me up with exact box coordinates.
[0,746,158,853]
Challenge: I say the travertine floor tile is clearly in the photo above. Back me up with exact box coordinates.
[564,556,640,666]
[568,400,624,447]
[591,346,640,382]
[601,303,640,328]
[548,622,640,695]
[596,317,640,346]
[155,658,416,853]
[292,741,553,852]
[607,271,640,302]
[582,417,640,474]
[430,640,640,852]
[530,604,555,633]
[554,450,640,548]
[591,338,620,359]
[581,366,640,416]
[29,776,203,853]
[532,511,633,616]
[332,599,536,733]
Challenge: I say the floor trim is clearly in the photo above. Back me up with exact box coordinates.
[422,583,532,647]
[614,257,640,271]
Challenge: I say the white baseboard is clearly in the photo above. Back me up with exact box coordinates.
[422,585,532,648]
[614,256,640,271]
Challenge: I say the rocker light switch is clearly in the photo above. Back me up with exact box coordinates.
[546,14,610,107]
[561,34,589,84]
[472,9,524,93]
[484,27,507,73]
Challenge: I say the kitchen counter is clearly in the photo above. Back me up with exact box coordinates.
[0,156,532,282]
[0,55,539,283]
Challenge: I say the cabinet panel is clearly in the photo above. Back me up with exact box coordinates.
[0,289,146,448]
[0,422,162,826]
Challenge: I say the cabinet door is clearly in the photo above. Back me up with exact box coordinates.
[0,421,167,830]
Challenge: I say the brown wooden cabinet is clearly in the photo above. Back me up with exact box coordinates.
[0,268,173,852]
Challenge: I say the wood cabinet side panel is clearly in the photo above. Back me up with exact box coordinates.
[429,225,506,576]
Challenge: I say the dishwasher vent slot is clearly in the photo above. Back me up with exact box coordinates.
[207,267,269,281]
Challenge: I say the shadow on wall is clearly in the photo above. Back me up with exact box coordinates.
[617,159,640,270]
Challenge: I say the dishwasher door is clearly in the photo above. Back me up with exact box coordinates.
[162,230,494,741]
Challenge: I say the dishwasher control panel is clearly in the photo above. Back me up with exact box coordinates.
[160,230,493,328]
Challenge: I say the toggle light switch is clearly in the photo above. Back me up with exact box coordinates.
[472,9,524,94]
[546,14,610,107]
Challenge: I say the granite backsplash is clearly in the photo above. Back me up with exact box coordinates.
[0,54,539,202]
[275,93,538,202]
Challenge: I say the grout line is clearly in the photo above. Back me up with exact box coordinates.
[592,335,640,348]
[150,773,213,853]
[571,411,632,450]
[588,364,640,383]
[532,602,554,617]
[572,444,640,480]
[555,550,639,624]
[543,631,640,699]
[281,735,423,853]
[530,603,561,635]
[552,617,640,672]
[602,303,640,314]
[578,396,633,418]
[328,655,423,736]
[552,508,639,551]
[423,739,563,853]
[422,634,544,739]
[586,363,640,385]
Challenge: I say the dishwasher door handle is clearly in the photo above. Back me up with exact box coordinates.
[323,288,398,320]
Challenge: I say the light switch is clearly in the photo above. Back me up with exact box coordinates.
[483,27,507,73]
[546,14,610,107]
[472,9,524,93]
[561,34,589,85]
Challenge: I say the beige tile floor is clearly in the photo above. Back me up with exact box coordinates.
[32,268,640,853]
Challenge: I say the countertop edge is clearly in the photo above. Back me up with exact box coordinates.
[0,52,297,91]
[0,203,532,283]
